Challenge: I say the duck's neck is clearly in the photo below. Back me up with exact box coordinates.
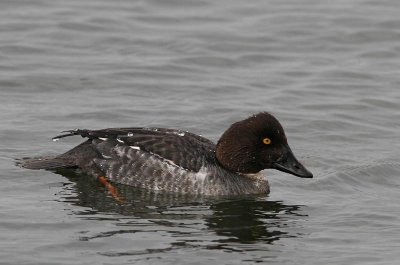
[215,134,263,174]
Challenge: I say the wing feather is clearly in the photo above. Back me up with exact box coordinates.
[54,127,216,172]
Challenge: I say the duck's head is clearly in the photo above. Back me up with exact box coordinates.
[216,112,313,178]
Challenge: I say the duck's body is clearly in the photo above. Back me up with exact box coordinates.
[22,113,312,195]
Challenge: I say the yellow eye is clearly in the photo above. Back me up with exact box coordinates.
[262,137,271,145]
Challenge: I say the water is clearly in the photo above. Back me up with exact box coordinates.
[1,0,400,264]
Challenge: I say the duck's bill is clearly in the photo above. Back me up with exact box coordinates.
[273,146,313,178]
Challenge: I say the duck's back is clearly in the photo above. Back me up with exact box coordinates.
[22,127,269,195]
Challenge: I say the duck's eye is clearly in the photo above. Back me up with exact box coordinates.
[262,137,271,145]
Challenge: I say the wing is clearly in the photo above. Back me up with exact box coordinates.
[53,127,216,172]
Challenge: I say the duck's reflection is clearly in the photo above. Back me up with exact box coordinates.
[207,199,302,244]
[56,170,306,245]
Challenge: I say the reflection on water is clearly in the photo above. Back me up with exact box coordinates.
[207,199,303,245]
[55,169,306,249]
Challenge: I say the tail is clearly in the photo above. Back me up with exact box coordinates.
[19,129,91,170]
[52,129,91,141]
[18,156,76,170]
[19,129,97,170]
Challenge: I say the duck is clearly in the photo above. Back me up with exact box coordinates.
[21,112,312,196]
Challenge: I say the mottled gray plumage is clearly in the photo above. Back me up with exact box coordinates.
[21,113,312,195]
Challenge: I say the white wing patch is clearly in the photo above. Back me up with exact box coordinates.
[167,130,186,137]
[130,146,141,150]
[174,131,185,136]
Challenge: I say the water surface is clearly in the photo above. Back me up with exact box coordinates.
[1,0,400,264]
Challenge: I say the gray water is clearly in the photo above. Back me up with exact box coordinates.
[1,0,400,264]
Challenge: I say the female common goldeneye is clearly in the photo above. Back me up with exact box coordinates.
[22,112,312,195]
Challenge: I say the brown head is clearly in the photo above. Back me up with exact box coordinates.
[215,112,313,178]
